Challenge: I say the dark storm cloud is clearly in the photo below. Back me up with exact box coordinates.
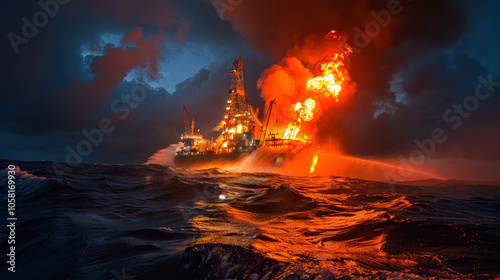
[332,50,493,156]
[84,0,179,29]
[49,26,163,113]
[216,0,467,59]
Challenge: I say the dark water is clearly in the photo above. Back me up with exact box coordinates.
[1,159,499,280]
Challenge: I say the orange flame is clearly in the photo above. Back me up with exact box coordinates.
[299,98,316,121]
[283,121,300,139]
[282,30,352,141]
[306,54,352,102]
[283,98,316,139]
[325,30,340,40]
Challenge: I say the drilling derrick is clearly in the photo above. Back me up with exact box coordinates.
[229,56,248,113]
[222,56,255,152]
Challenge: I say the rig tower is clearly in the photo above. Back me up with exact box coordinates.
[221,56,255,152]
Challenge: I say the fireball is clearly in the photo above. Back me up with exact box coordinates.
[282,30,352,140]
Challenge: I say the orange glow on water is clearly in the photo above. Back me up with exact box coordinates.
[310,150,319,173]
[216,179,416,273]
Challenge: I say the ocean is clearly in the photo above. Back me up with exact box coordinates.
[1,159,499,279]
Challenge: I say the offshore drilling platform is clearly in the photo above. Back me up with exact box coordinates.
[174,56,310,168]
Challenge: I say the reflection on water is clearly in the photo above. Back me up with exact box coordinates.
[188,175,420,276]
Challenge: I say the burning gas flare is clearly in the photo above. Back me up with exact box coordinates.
[277,30,353,174]
[283,30,352,141]
[255,30,354,174]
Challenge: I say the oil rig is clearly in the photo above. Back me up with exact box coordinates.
[174,56,309,168]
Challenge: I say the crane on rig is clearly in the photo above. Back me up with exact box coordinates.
[183,105,190,135]
[183,105,198,135]
[259,99,276,142]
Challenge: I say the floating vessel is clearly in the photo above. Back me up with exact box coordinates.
[174,57,310,168]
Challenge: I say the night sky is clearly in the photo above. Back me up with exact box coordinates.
[1,0,499,179]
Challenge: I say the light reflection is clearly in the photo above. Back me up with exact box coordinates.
[189,214,257,247]
[182,173,415,275]
[224,191,413,273]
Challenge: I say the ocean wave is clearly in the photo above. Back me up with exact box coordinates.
[0,159,499,279]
